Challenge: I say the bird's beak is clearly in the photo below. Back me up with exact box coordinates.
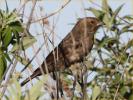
[97,22,104,27]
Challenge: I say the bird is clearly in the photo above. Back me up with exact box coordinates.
[21,17,102,86]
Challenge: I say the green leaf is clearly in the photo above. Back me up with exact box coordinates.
[113,73,121,84]
[7,78,22,100]
[3,27,12,48]
[87,8,105,20]
[123,15,133,20]
[12,25,23,32]
[6,11,21,26]
[8,19,23,33]
[11,36,36,52]
[110,4,124,25]
[121,24,133,33]
[92,85,101,100]
[5,0,9,13]
[102,0,112,29]
[0,50,7,79]
[121,25,130,33]
[129,94,133,100]
[96,37,118,49]
[120,86,129,96]
[103,14,111,28]
[114,4,124,19]
[24,76,47,100]
[4,53,12,62]
[14,55,32,68]
[102,0,110,13]
[14,30,20,43]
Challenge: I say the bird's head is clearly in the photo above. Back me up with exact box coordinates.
[79,17,103,34]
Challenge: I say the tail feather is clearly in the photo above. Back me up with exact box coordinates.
[21,68,41,86]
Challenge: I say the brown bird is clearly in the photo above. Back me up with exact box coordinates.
[21,17,102,86]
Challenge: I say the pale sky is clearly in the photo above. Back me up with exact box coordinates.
[0,0,133,99]
[0,0,133,85]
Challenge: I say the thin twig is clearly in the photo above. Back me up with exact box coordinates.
[0,59,18,98]
[31,0,71,23]
[21,41,45,72]
[0,58,14,85]
[89,1,131,25]
[26,0,37,30]
[113,52,130,100]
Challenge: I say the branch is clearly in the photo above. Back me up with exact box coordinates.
[31,0,71,23]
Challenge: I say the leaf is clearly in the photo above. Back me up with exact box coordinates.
[5,0,9,13]
[87,8,105,20]
[110,4,124,25]
[120,86,129,96]
[103,14,110,28]
[114,4,124,19]
[123,15,133,20]
[129,94,133,100]
[8,18,23,33]
[14,30,20,43]
[14,55,32,68]
[96,37,118,49]
[113,73,121,84]
[121,24,133,33]
[102,0,110,13]
[3,27,12,48]
[24,76,47,100]
[6,11,21,26]
[4,53,12,62]
[102,0,112,29]
[12,25,24,32]
[92,85,101,100]
[0,50,7,79]
[11,36,36,52]
[121,25,130,33]
[7,78,22,100]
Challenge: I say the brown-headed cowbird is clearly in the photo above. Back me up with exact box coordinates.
[21,17,102,86]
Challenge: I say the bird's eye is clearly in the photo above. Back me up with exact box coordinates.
[90,20,94,24]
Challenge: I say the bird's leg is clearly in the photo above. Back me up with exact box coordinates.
[71,74,77,99]
[53,60,64,99]
[69,63,83,98]
[80,62,88,100]
[53,63,60,99]
[57,72,64,97]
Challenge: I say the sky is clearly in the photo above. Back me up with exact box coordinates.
[0,0,133,87]
[0,0,132,71]
[0,0,133,99]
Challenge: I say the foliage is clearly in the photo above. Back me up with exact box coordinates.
[86,0,133,100]
[0,9,36,80]
[0,9,23,79]
[1,0,133,100]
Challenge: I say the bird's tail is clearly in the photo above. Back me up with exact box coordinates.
[21,68,41,86]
